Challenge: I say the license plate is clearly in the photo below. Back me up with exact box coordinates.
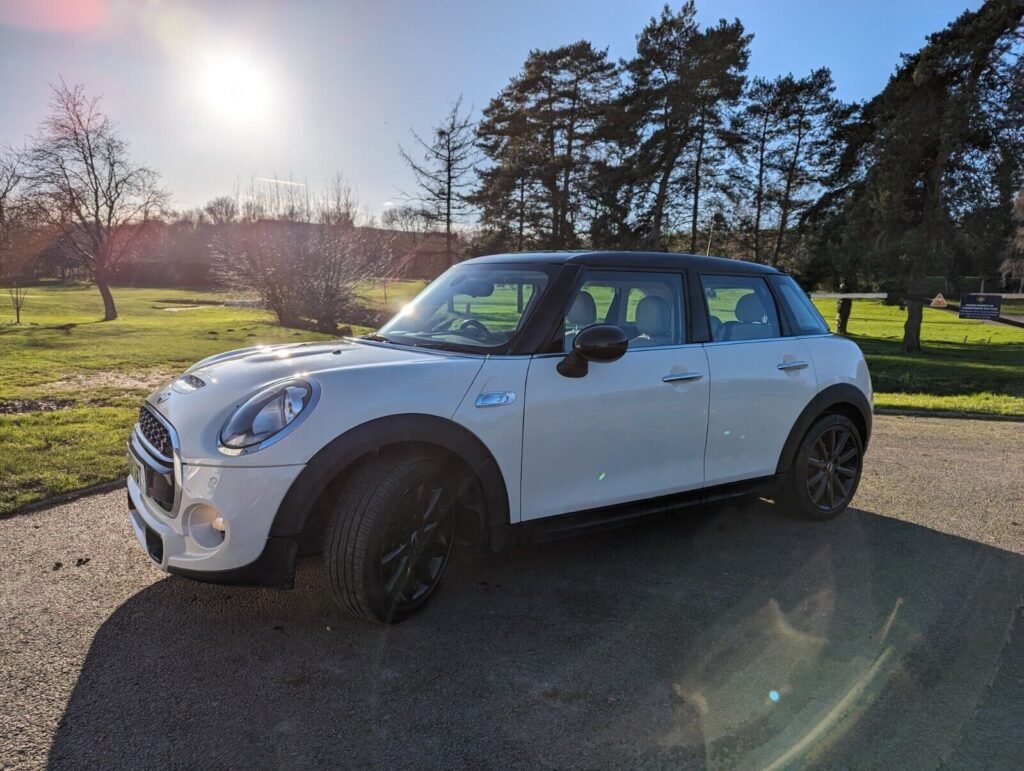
[128,449,146,490]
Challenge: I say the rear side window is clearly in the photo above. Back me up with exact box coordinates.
[771,275,830,334]
[701,274,780,342]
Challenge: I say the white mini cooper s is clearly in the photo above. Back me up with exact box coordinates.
[128,251,872,623]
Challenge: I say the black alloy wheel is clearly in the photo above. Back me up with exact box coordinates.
[324,453,457,623]
[377,479,455,610]
[784,414,864,520]
[806,423,860,513]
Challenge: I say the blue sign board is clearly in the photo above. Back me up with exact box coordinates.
[958,294,1002,320]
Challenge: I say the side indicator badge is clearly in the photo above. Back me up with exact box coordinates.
[475,391,516,408]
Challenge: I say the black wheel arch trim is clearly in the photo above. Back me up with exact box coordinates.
[269,413,511,546]
[775,383,872,476]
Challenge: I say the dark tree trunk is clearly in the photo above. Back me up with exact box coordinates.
[752,113,769,263]
[649,138,681,250]
[689,113,706,253]
[95,274,118,321]
[772,121,805,266]
[835,297,852,335]
[445,139,454,268]
[902,300,923,353]
[516,177,526,251]
[650,162,674,250]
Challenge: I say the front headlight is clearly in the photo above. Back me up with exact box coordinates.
[219,379,318,454]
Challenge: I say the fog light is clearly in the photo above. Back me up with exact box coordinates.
[185,504,226,549]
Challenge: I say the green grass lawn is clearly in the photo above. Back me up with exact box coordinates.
[0,282,1021,516]
[0,285,345,514]
[811,298,1024,417]
[998,298,1024,317]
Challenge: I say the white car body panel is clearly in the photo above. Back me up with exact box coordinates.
[702,338,818,485]
[452,357,531,523]
[151,341,485,466]
[520,345,710,521]
[797,334,874,405]
[128,444,303,571]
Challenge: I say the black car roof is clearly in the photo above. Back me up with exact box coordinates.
[467,250,781,275]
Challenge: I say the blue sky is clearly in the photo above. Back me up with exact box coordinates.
[0,0,981,215]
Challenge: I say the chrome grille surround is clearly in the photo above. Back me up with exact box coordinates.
[131,403,181,515]
[137,403,174,462]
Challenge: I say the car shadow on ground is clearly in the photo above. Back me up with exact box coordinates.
[48,502,1024,769]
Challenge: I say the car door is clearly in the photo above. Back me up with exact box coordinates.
[520,270,709,521]
[700,273,818,485]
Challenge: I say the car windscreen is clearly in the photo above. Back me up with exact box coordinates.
[376,264,554,352]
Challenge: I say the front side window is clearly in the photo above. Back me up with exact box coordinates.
[701,274,780,342]
[377,265,553,352]
[771,275,830,335]
[563,271,684,351]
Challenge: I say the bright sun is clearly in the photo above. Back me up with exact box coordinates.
[198,49,274,126]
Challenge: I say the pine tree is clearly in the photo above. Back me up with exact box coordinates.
[814,0,1024,352]
[473,42,619,249]
[606,4,749,251]
[733,69,849,266]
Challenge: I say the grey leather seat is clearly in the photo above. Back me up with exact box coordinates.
[632,295,674,347]
[725,293,774,340]
[709,315,723,340]
[564,290,597,350]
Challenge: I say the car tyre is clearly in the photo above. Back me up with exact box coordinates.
[781,414,863,520]
[324,453,456,623]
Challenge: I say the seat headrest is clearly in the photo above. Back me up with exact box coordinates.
[735,293,767,324]
[636,295,671,337]
[568,291,597,326]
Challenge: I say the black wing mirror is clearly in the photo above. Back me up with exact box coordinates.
[557,324,629,378]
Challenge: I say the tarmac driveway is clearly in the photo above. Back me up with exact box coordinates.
[1,415,1023,769]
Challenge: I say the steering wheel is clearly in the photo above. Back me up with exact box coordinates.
[458,318,491,339]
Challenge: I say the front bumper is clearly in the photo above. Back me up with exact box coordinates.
[127,430,305,586]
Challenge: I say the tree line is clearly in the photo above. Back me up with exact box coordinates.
[2,1,1023,351]
[401,0,1023,350]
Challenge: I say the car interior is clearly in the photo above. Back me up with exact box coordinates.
[563,274,785,350]
[711,290,779,341]
[563,277,682,351]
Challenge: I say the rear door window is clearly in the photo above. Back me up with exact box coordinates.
[700,274,780,342]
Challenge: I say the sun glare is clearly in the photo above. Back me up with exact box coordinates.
[198,49,274,126]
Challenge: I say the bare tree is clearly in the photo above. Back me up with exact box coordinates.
[316,173,361,227]
[381,204,430,236]
[0,145,21,231]
[204,195,238,225]
[24,81,169,320]
[0,144,30,324]
[214,221,376,333]
[399,96,477,267]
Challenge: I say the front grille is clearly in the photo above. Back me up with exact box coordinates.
[138,405,173,460]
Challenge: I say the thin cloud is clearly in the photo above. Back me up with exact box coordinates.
[255,177,306,187]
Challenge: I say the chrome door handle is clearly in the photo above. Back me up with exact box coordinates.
[777,361,810,371]
[662,372,703,383]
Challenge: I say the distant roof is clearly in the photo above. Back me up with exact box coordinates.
[467,250,781,275]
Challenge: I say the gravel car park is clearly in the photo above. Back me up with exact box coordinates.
[2,415,1023,768]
